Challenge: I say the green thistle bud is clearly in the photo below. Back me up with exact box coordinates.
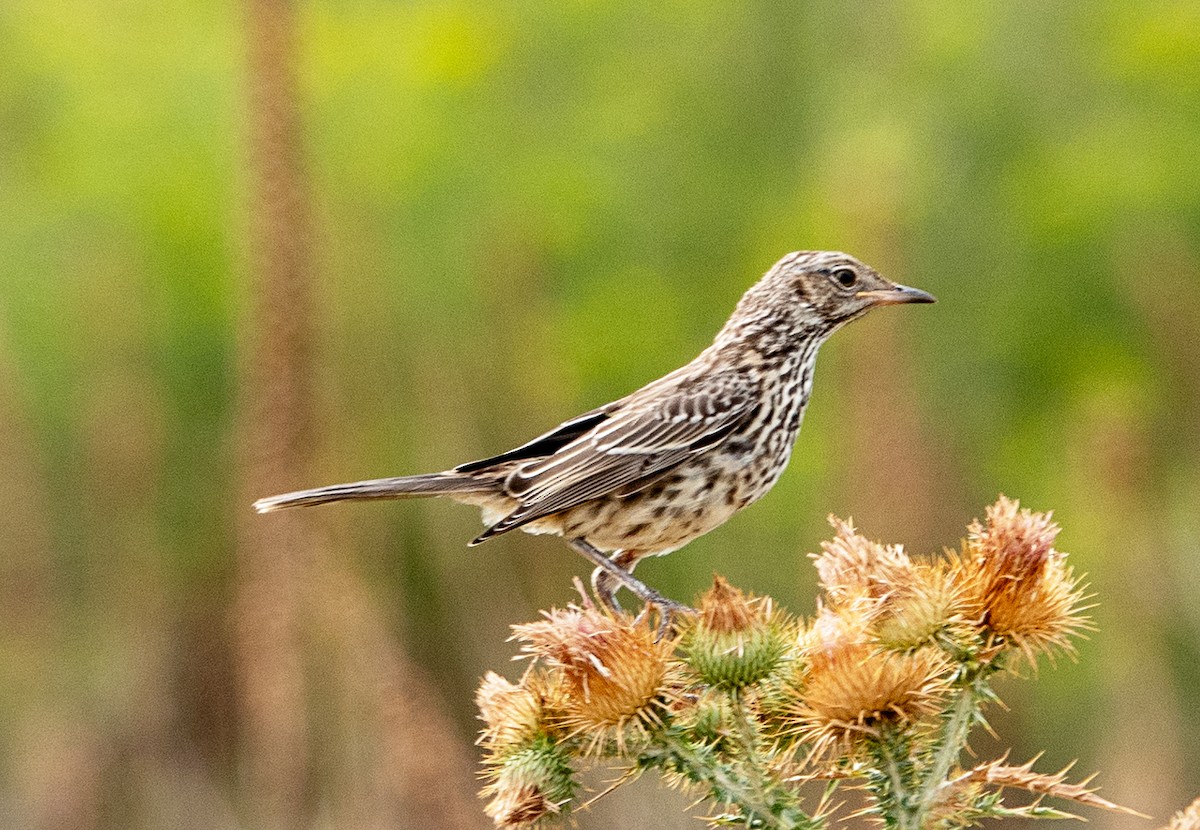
[682,576,792,691]
[674,688,736,748]
[753,625,808,731]
[482,736,576,829]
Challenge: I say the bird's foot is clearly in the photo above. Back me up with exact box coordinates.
[603,580,692,642]
[600,570,693,639]
[634,594,694,642]
[571,539,693,641]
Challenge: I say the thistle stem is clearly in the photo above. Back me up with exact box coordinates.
[873,674,987,830]
[916,682,978,818]
[871,731,923,830]
[644,728,818,830]
[730,693,771,794]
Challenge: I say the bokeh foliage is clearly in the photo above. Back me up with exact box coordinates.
[1,1,1198,828]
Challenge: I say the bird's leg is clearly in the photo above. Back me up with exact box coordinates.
[569,539,692,638]
[590,549,643,613]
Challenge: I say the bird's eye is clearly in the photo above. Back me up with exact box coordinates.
[831,267,858,289]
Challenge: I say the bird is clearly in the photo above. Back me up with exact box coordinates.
[254,251,934,630]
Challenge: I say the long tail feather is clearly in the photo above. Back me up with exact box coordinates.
[253,473,489,513]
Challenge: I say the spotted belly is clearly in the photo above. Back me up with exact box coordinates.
[554,438,794,554]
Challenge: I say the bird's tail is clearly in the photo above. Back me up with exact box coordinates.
[253,473,492,513]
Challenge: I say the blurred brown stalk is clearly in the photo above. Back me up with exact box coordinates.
[235,1,482,827]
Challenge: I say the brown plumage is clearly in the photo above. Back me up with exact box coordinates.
[254,251,934,628]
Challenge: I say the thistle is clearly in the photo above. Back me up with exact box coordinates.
[511,602,677,755]
[477,670,556,751]
[1166,797,1200,830]
[958,496,1092,666]
[480,735,576,829]
[791,604,953,757]
[475,497,1144,829]
[812,516,917,608]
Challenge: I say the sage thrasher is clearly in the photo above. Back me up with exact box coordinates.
[255,251,934,627]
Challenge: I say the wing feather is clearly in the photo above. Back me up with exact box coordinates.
[453,402,622,473]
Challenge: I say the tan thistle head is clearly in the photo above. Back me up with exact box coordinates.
[483,781,555,829]
[959,496,1091,666]
[790,603,953,756]
[698,574,761,633]
[476,669,576,827]
[511,604,676,754]
[811,517,969,651]
[873,559,974,652]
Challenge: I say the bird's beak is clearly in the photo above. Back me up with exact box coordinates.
[856,283,937,305]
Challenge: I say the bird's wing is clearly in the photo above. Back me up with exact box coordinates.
[471,374,757,542]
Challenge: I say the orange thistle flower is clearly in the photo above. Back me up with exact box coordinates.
[512,604,676,754]
[960,496,1091,665]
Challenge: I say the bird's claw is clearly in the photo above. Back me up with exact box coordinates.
[634,595,694,642]
[593,578,692,641]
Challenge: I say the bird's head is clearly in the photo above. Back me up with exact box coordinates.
[714,251,935,354]
[773,251,935,331]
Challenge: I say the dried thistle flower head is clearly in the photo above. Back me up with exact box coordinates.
[481,736,575,829]
[698,574,759,633]
[681,575,793,690]
[961,496,1090,665]
[484,783,552,829]
[477,671,541,751]
[792,604,952,755]
[813,516,915,609]
[512,605,674,753]
[477,669,565,752]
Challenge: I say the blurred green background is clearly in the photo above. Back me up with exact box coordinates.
[2,0,1198,828]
